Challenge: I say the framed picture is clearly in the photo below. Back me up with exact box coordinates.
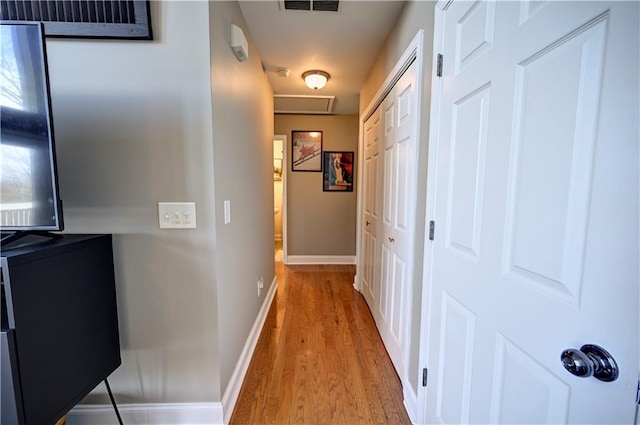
[323,151,354,192]
[292,131,322,172]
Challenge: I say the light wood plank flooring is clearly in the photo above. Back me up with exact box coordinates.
[230,263,412,425]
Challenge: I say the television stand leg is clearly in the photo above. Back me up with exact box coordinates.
[104,378,124,425]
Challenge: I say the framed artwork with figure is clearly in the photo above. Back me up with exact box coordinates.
[292,131,322,172]
[323,151,354,192]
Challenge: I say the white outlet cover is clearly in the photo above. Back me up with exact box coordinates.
[158,202,196,229]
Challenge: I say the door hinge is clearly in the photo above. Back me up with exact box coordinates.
[429,221,435,241]
[436,54,444,77]
[422,367,428,387]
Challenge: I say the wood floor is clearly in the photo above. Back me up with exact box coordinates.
[230,263,412,425]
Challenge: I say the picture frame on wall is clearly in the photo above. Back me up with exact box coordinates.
[291,130,322,172]
[323,151,354,192]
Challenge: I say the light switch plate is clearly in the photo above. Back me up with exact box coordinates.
[158,202,196,229]
[224,200,231,224]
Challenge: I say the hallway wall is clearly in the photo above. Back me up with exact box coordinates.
[46,0,275,411]
[274,114,358,258]
[48,1,221,404]
[360,0,436,397]
[209,1,275,397]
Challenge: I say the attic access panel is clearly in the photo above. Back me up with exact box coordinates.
[0,0,152,39]
[282,0,339,12]
[274,95,335,114]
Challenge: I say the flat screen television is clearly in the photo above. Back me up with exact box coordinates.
[0,21,63,242]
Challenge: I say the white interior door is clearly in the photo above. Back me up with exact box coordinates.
[424,1,639,423]
[362,60,419,377]
[362,109,382,307]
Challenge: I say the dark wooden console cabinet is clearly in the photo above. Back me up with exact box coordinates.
[1,234,121,425]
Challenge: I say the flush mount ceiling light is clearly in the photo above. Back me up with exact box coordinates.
[302,70,330,90]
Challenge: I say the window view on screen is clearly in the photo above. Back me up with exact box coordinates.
[1,23,60,229]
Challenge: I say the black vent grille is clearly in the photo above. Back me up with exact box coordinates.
[0,0,152,39]
[284,1,310,11]
[283,0,339,12]
[1,1,135,23]
[312,1,339,12]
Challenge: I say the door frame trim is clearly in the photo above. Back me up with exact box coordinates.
[417,2,450,423]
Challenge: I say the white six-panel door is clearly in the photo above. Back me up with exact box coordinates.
[362,60,419,378]
[362,108,381,309]
[424,1,638,423]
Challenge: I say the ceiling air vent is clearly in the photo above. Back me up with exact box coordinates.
[274,95,335,114]
[312,1,340,12]
[281,0,339,12]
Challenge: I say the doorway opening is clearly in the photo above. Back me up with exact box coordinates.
[273,135,287,263]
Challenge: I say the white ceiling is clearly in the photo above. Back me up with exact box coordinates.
[238,0,407,115]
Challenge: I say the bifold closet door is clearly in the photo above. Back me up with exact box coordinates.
[361,107,382,309]
[363,59,419,378]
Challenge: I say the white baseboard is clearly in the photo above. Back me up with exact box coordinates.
[285,255,356,265]
[353,272,361,292]
[403,384,418,425]
[68,278,278,425]
[221,276,277,424]
[67,403,223,425]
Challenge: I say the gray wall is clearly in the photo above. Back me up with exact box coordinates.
[359,0,436,394]
[275,114,358,256]
[46,0,274,405]
[209,1,275,394]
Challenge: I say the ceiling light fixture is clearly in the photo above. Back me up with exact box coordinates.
[302,70,330,90]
